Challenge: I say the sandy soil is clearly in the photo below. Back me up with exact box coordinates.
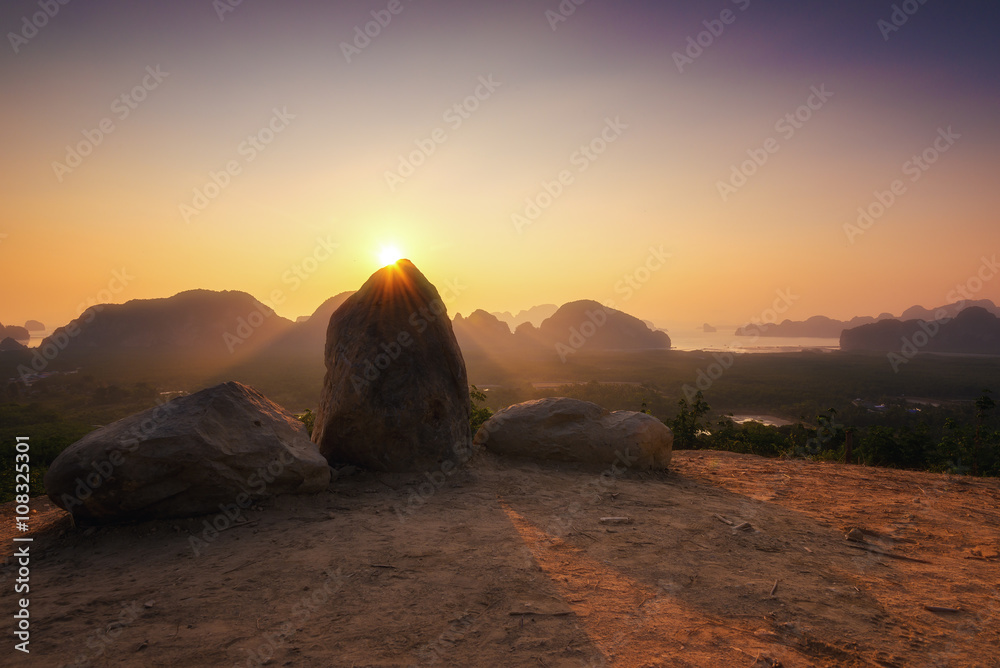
[2,451,999,667]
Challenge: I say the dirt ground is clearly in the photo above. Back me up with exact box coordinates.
[2,450,999,667]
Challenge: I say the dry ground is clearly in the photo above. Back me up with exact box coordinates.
[2,451,999,667]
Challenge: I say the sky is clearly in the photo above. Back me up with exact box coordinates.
[2,0,999,332]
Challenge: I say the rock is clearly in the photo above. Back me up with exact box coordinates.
[0,337,26,351]
[0,324,29,341]
[475,397,672,469]
[44,381,330,523]
[845,527,866,542]
[312,260,472,472]
[25,319,45,331]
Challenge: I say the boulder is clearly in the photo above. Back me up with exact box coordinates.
[44,381,330,524]
[475,397,672,469]
[312,260,471,471]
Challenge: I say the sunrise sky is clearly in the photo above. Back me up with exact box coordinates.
[2,0,998,332]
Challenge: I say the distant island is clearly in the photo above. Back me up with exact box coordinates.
[841,306,1000,356]
[0,322,30,342]
[735,299,999,339]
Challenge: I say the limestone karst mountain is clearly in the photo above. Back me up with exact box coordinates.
[38,289,294,361]
[840,306,1000,354]
[735,299,1000,339]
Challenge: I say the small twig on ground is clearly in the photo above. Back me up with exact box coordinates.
[222,560,255,575]
[769,580,779,597]
[924,605,961,613]
[508,611,573,617]
[220,520,259,532]
[369,564,396,569]
[846,544,931,563]
[715,514,734,526]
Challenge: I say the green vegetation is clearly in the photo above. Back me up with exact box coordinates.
[295,409,316,437]
[0,403,93,501]
[470,385,492,434]
[3,348,998,504]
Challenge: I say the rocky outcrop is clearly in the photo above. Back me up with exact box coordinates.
[536,300,671,355]
[452,310,516,356]
[840,307,1000,355]
[25,320,45,331]
[0,337,27,351]
[44,382,329,524]
[0,323,29,342]
[475,397,672,469]
[312,260,472,471]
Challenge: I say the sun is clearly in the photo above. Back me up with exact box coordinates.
[378,246,403,266]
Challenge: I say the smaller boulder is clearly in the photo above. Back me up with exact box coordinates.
[45,382,330,524]
[475,397,672,469]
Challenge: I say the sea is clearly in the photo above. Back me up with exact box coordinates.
[664,328,840,354]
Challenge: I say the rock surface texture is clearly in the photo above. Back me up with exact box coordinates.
[312,260,472,471]
[475,397,672,469]
[45,381,330,523]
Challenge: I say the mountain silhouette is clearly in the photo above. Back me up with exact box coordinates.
[265,291,354,355]
[490,304,558,329]
[39,289,294,362]
[737,300,999,338]
[840,307,1000,355]
[456,300,670,358]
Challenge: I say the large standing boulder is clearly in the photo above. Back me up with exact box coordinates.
[312,259,471,471]
[475,397,672,469]
[44,382,330,524]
